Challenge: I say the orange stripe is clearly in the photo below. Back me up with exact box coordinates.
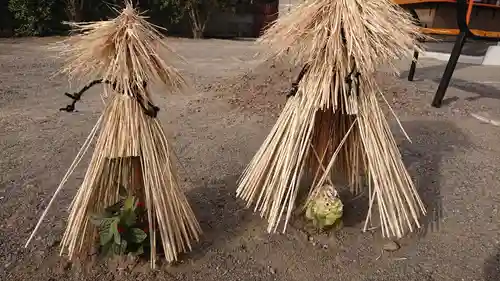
[393,0,500,9]
[466,0,474,23]
[421,27,500,38]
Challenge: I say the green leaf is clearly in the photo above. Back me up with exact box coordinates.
[323,216,337,227]
[135,245,144,256]
[101,241,113,257]
[89,212,116,224]
[120,240,128,254]
[97,217,118,236]
[105,200,124,214]
[111,221,121,245]
[89,214,103,226]
[324,210,342,226]
[129,228,147,244]
[112,243,120,256]
[124,196,136,211]
[91,216,117,247]
[112,240,127,256]
[100,229,113,246]
[121,209,137,227]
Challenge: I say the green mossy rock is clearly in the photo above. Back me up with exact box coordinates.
[305,184,343,230]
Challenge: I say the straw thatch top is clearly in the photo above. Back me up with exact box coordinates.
[258,0,425,110]
[59,2,184,99]
[260,0,423,76]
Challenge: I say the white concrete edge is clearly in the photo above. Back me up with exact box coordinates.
[422,43,500,66]
[482,45,500,66]
[421,51,484,65]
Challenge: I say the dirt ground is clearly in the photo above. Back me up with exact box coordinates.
[1,37,500,281]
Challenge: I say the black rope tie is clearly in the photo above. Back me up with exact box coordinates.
[59,79,104,112]
[284,25,363,100]
[287,64,310,98]
[130,90,160,118]
[345,66,361,97]
[340,25,362,97]
[60,79,160,118]
[287,64,361,100]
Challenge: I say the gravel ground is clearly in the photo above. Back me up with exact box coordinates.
[1,37,500,281]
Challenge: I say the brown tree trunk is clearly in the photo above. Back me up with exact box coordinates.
[192,27,204,39]
[188,5,211,39]
[65,0,84,22]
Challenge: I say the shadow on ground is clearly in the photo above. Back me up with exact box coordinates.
[400,61,500,105]
[290,119,472,233]
[339,190,370,228]
[183,174,251,260]
[399,120,470,236]
[429,77,500,103]
[484,246,500,281]
[399,61,471,82]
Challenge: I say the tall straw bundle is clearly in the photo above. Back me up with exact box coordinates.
[237,0,426,238]
[26,2,201,267]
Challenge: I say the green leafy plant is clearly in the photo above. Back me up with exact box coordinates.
[90,188,149,257]
[8,0,67,36]
[159,0,234,38]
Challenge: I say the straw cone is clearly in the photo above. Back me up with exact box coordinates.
[59,3,185,101]
[26,2,201,267]
[237,0,426,238]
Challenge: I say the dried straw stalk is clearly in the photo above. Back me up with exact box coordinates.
[59,2,185,102]
[26,2,201,266]
[237,0,426,238]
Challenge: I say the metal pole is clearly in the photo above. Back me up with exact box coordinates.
[431,32,468,108]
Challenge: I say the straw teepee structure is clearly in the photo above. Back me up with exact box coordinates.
[236,0,427,238]
[25,2,201,267]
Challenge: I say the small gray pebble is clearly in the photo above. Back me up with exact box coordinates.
[269,266,276,274]
[383,241,401,252]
